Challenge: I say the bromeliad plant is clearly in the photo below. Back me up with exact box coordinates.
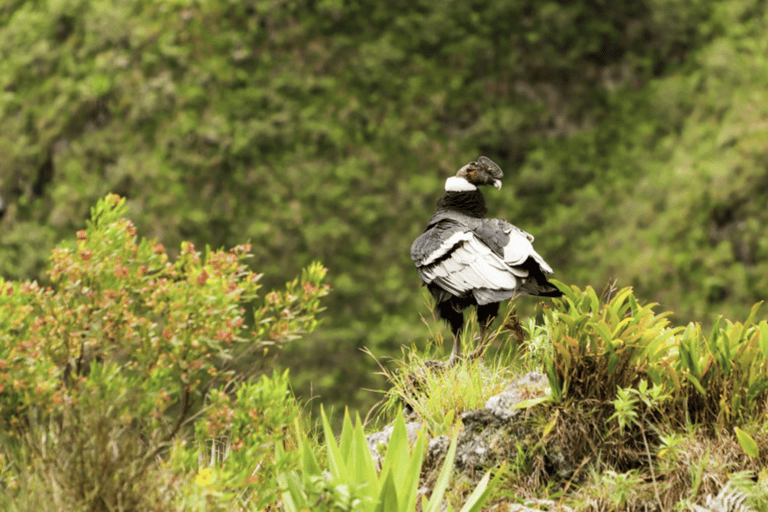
[673,302,768,428]
[543,282,768,426]
[0,194,329,511]
[533,283,768,508]
[542,283,679,404]
[278,407,499,512]
[542,283,768,465]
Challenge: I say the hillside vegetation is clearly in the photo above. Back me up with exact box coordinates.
[1,0,767,420]
[2,198,768,510]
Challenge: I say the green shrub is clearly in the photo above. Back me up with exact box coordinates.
[543,282,768,430]
[536,283,768,507]
[0,194,329,511]
[169,370,304,511]
[543,282,678,404]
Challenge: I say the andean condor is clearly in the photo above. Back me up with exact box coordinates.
[410,156,562,365]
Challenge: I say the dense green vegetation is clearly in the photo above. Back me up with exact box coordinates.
[3,199,768,510]
[1,0,766,425]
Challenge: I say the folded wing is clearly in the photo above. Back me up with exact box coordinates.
[411,216,556,305]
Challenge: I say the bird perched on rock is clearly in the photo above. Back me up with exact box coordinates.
[411,156,562,365]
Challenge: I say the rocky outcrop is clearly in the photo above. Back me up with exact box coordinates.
[369,372,561,476]
[366,371,581,508]
[424,372,552,476]
[365,417,425,471]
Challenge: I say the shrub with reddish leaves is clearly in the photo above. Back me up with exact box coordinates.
[0,194,329,510]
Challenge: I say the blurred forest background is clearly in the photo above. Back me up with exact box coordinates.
[1,0,767,419]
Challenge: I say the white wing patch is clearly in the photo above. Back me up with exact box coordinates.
[420,231,475,266]
[420,234,525,300]
[417,226,555,304]
[501,225,554,274]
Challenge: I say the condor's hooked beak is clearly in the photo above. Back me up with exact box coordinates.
[493,179,502,189]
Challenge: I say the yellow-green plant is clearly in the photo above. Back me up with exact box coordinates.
[543,283,768,428]
[379,308,521,435]
[673,303,768,427]
[543,283,678,403]
[278,408,499,512]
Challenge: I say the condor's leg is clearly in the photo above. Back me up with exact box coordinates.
[435,301,464,365]
[472,302,500,359]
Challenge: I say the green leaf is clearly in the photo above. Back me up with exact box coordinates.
[511,396,551,409]
[611,317,633,338]
[759,322,768,358]
[401,433,427,511]
[685,373,706,396]
[593,321,613,346]
[276,444,304,512]
[382,412,409,478]
[353,414,380,501]
[544,357,564,403]
[549,279,573,302]
[458,468,502,512]
[586,286,600,314]
[609,287,634,313]
[339,407,354,465]
[301,439,322,476]
[424,434,459,512]
[735,427,759,458]
[321,407,347,479]
[374,470,399,512]
[745,301,763,328]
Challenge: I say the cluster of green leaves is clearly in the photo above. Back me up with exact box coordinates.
[171,370,304,511]
[279,408,498,512]
[544,283,768,431]
[496,284,768,509]
[672,304,768,428]
[0,194,328,510]
[543,283,676,404]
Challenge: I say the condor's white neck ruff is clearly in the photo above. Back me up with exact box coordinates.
[445,176,477,192]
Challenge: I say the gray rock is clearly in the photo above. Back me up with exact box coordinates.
[484,372,549,420]
[488,499,574,511]
[424,435,450,472]
[368,372,559,483]
[447,372,551,474]
[365,420,424,470]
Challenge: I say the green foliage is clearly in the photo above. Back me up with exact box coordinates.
[543,282,677,404]
[278,407,499,512]
[169,370,304,510]
[502,285,768,509]
[0,0,735,419]
[543,283,768,430]
[521,0,768,330]
[671,303,768,427]
[734,427,759,459]
[0,194,328,510]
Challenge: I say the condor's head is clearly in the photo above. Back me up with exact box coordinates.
[445,156,504,192]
